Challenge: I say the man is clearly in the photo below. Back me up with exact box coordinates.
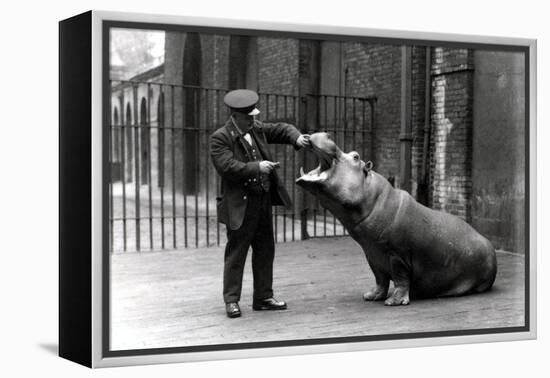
[210,89,311,318]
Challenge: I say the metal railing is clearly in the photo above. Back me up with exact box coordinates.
[109,80,375,252]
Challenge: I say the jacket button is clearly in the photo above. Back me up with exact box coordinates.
[243,196,247,200]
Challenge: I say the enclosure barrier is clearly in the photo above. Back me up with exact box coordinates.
[109,80,375,252]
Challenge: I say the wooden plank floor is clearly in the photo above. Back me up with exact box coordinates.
[110,237,525,351]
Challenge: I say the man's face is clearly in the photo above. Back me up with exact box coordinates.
[232,111,254,124]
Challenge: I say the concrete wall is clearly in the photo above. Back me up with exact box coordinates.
[429,48,474,221]
[472,51,525,253]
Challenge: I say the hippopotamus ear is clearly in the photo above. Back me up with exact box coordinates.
[363,160,373,176]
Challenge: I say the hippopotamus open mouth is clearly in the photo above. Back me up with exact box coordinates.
[297,132,368,187]
[295,132,497,306]
[297,132,341,183]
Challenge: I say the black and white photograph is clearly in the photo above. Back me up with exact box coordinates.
[106,21,529,353]
[6,0,550,375]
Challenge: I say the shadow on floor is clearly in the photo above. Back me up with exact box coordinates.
[38,343,58,356]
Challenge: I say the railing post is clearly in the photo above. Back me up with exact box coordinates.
[132,83,141,251]
[400,45,413,193]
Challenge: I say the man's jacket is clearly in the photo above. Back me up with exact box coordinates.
[209,118,301,230]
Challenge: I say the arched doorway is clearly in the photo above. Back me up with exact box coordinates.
[111,107,121,182]
[182,32,201,194]
[157,92,165,187]
[140,97,149,185]
[228,36,258,90]
[112,107,120,162]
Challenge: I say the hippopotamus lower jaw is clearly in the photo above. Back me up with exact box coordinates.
[297,158,335,184]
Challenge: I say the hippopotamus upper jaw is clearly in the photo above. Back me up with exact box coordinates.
[296,132,342,185]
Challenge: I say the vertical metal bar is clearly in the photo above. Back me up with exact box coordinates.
[334,96,338,144]
[109,107,114,253]
[171,85,177,249]
[133,85,141,251]
[362,100,367,161]
[120,95,127,252]
[300,96,308,241]
[291,96,297,241]
[283,95,288,242]
[182,87,188,248]
[147,83,153,250]
[323,198,327,237]
[333,96,337,235]
[266,94,275,240]
[194,88,199,248]
[323,95,328,236]
[205,89,210,247]
[159,85,165,250]
[273,95,278,242]
[371,100,376,165]
[216,90,221,246]
[313,208,317,237]
[343,96,347,152]
[324,95,328,131]
[352,99,357,153]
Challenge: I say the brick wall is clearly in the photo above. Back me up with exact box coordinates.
[134,35,476,223]
[257,37,299,96]
[343,43,402,179]
[342,43,427,190]
[429,48,474,221]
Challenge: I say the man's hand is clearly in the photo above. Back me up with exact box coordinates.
[259,161,280,174]
[296,134,312,149]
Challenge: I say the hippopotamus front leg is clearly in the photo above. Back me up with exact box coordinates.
[385,255,410,306]
[362,256,390,301]
[363,277,390,301]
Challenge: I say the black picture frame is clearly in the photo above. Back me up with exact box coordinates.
[59,10,537,368]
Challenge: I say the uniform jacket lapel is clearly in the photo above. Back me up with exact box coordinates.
[250,123,272,161]
[226,119,252,160]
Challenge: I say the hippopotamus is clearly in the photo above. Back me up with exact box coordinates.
[296,132,497,305]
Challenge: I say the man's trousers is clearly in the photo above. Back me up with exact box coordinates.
[223,191,275,303]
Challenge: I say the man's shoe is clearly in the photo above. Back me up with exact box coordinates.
[252,297,287,311]
[225,302,241,318]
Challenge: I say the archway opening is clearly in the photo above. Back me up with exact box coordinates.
[157,92,165,187]
[228,36,258,90]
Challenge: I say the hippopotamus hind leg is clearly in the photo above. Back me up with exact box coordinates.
[384,256,410,306]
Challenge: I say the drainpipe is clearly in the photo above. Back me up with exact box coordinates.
[399,45,413,192]
[298,39,321,241]
[419,46,432,205]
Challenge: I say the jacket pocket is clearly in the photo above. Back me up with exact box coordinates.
[216,196,228,225]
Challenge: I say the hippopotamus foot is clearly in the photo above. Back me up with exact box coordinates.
[363,282,389,301]
[384,287,410,306]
